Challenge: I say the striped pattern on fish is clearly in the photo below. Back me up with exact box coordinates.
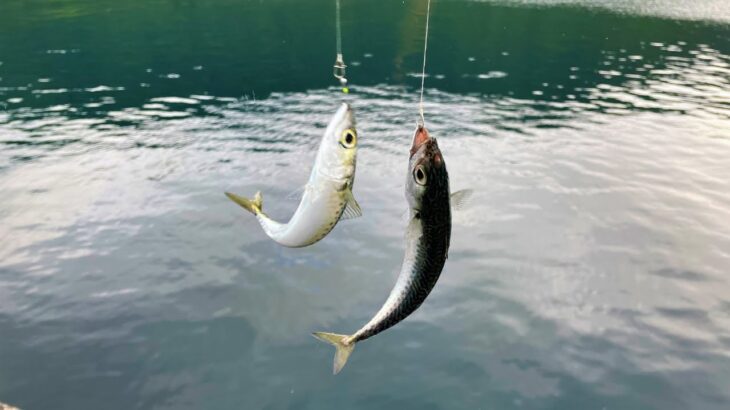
[313,125,454,374]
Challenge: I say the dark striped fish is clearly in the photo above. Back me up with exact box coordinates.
[314,125,468,374]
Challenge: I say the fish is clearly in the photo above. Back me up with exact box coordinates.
[225,102,362,248]
[313,124,469,374]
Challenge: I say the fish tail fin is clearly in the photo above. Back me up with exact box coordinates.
[312,332,356,375]
[225,191,263,215]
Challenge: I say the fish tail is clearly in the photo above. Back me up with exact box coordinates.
[225,191,263,215]
[312,332,356,374]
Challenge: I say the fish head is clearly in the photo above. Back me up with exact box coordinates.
[322,102,358,178]
[407,125,450,217]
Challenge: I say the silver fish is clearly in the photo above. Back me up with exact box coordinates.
[225,103,361,248]
[314,125,468,374]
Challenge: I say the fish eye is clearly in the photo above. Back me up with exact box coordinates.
[413,165,427,186]
[340,129,357,148]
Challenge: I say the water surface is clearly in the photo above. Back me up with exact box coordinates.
[1,0,729,409]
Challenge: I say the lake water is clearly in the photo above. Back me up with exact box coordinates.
[1,0,729,409]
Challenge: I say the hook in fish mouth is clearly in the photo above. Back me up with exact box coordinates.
[410,125,444,169]
[410,124,431,157]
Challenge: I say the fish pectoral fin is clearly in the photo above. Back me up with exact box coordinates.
[450,189,474,211]
[312,332,355,375]
[340,189,362,220]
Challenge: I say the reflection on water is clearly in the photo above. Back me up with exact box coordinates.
[1,0,729,409]
[487,0,730,23]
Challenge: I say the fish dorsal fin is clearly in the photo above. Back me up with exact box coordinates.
[286,184,308,201]
[288,182,326,202]
[450,189,473,211]
[340,189,362,220]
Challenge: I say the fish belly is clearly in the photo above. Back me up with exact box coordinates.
[269,185,343,247]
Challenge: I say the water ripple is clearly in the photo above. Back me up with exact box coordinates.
[1,1,729,408]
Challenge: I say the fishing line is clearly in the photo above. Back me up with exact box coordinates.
[418,0,432,126]
[333,0,349,93]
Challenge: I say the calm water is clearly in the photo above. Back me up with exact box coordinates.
[1,0,729,409]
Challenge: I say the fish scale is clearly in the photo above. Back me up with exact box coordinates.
[314,125,455,374]
[356,222,450,342]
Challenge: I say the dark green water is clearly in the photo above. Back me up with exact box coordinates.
[1,1,729,409]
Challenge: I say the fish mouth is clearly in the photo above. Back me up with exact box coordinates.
[335,102,354,127]
[410,124,445,167]
[410,124,431,157]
